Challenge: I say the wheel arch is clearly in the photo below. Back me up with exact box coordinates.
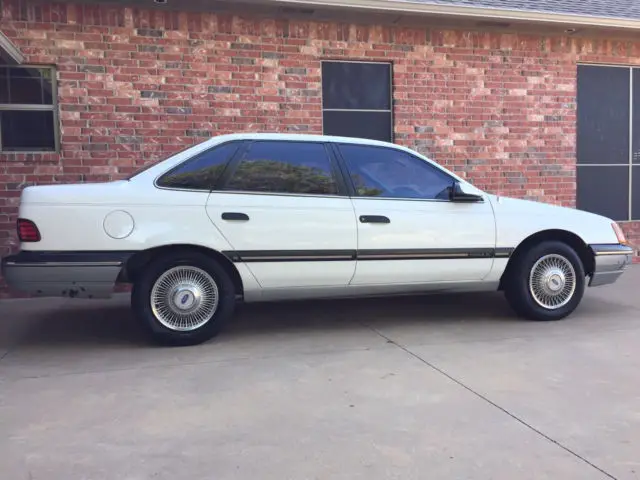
[119,244,244,297]
[498,229,595,290]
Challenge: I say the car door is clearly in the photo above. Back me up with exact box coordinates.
[205,140,357,289]
[335,143,496,285]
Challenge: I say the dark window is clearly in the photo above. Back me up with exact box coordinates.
[322,61,391,110]
[577,166,629,221]
[156,141,240,190]
[577,65,629,166]
[338,144,454,200]
[633,166,640,220]
[0,66,57,152]
[322,61,392,142]
[576,65,640,220]
[1,111,55,151]
[323,111,392,145]
[224,141,338,195]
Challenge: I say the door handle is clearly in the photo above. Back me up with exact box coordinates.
[359,215,390,224]
[221,212,249,221]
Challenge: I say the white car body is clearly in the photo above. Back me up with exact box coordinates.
[2,133,633,309]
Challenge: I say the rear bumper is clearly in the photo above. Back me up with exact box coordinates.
[1,251,132,298]
[588,244,634,287]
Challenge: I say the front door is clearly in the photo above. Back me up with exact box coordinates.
[206,140,357,289]
[334,143,496,285]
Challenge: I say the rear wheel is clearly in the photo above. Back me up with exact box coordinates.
[131,252,235,346]
[504,241,586,321]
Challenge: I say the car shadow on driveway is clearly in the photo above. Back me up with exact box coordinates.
[3,289,632,351]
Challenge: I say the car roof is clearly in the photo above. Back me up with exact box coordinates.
[209,132,398,148]
[130,131,468,188]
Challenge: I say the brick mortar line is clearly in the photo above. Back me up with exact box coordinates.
[362,322,617,480]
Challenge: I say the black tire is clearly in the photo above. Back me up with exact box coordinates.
[504,241,586,321]
[131,251,236,346]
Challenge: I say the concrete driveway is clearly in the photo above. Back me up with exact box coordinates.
[1,268,639,480]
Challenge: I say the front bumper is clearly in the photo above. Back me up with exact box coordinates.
[1,251,132,298]
[589,244,634,287]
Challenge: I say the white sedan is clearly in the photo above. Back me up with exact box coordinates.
[2,133,634,345]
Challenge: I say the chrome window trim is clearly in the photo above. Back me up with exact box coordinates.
[351,195,483,204]
[323,108,392,113]
[206,189,480,204]
[208,190,350,200]
[577,164,632,167]
[155,178,478,204]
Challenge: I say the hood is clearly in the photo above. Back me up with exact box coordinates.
[486,194,620,245]
[487,194,613,223]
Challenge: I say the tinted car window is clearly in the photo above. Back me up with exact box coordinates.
[338,144,454,200]
[224,141,338,195]
[156,142,240,190]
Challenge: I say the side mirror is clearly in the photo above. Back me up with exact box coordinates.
[450,181,484,203]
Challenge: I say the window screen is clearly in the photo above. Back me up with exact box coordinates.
[322,61,392,142]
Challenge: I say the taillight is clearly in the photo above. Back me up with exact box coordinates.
[17,218,41,242]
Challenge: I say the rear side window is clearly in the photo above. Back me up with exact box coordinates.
[156,142,240,190]
[224,141,338,195]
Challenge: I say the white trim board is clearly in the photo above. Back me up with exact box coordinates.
[263,0,640,30]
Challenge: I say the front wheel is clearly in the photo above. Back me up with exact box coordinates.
[131,252,236,346]
[504,241,586,321]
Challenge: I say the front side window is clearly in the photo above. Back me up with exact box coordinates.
[224,141,338,195]
[0,66,58,152]
[156,141,240,190]
[338,144,453,200]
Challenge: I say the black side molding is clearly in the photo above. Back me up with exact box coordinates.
[223,250,357,263]
[223,248,515,263]
[494,247,515,258]
[357,248,495,261]
[3,251,135,266]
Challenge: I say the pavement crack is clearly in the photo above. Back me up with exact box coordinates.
[0,343,393,382]
[363,324,618,480]
[0,348,11,364]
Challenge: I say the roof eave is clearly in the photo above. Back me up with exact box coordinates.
[267,0,640,30]
[0,31,25,64]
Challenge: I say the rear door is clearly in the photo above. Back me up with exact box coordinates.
[206,140,358,288]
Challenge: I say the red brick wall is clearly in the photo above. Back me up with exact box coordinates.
[1,0,639,295]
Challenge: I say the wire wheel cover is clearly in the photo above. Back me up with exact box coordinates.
[528,254,577,310]
[150,266,219,331]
